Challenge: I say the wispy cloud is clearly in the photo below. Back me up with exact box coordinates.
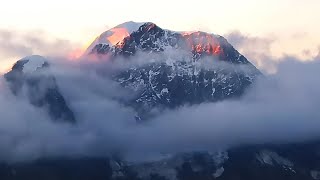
[225,31,320,74]
[0,29,79,73]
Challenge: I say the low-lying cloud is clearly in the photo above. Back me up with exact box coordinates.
[0,52,320,163]
[0,29,320,163]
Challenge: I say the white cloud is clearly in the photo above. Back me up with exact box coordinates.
[0,51,320,163]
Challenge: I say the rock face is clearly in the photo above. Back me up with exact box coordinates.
[87,22,261,119]
[4,55,75,123]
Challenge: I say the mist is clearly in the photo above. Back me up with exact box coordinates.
[0,32,320,164]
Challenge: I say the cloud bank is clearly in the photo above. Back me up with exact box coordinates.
[0,51,320,163]
[0,29,320,163]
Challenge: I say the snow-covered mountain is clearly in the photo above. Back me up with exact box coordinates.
[3,22,262,122]
[85,21,146,54]
[4,55,75,123]
[85,21,261,120]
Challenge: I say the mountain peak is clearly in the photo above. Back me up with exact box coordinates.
[5,56,75,123]
[84,23,261,119]
[19,55,47,74]
[86,22,251,65]
[10,55,48,74]
[85,21,149,54]
[116,21,149,33]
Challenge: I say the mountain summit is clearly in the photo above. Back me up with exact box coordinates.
[85,21,146,54]
[85,22,262,120]
[3,22,261,121]
[86,21,252,62]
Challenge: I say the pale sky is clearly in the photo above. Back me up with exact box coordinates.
[0,0,320,72]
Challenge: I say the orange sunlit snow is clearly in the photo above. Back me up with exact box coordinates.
[107,28,130,45]
[182,32,223,55]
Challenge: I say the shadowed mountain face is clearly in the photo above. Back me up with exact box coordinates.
[4,56,75,123]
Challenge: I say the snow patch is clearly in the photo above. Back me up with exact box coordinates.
[210,151,229,166]
[311,170,320,180]
[161,88,169,95]
[211,88,216,96]
[21,55,46,74]
[86,21,146,54]
[256,150,293,167]
[116,21,146,34]
[212,167,224,178]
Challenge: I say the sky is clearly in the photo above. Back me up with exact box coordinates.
[0,0,320,72]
